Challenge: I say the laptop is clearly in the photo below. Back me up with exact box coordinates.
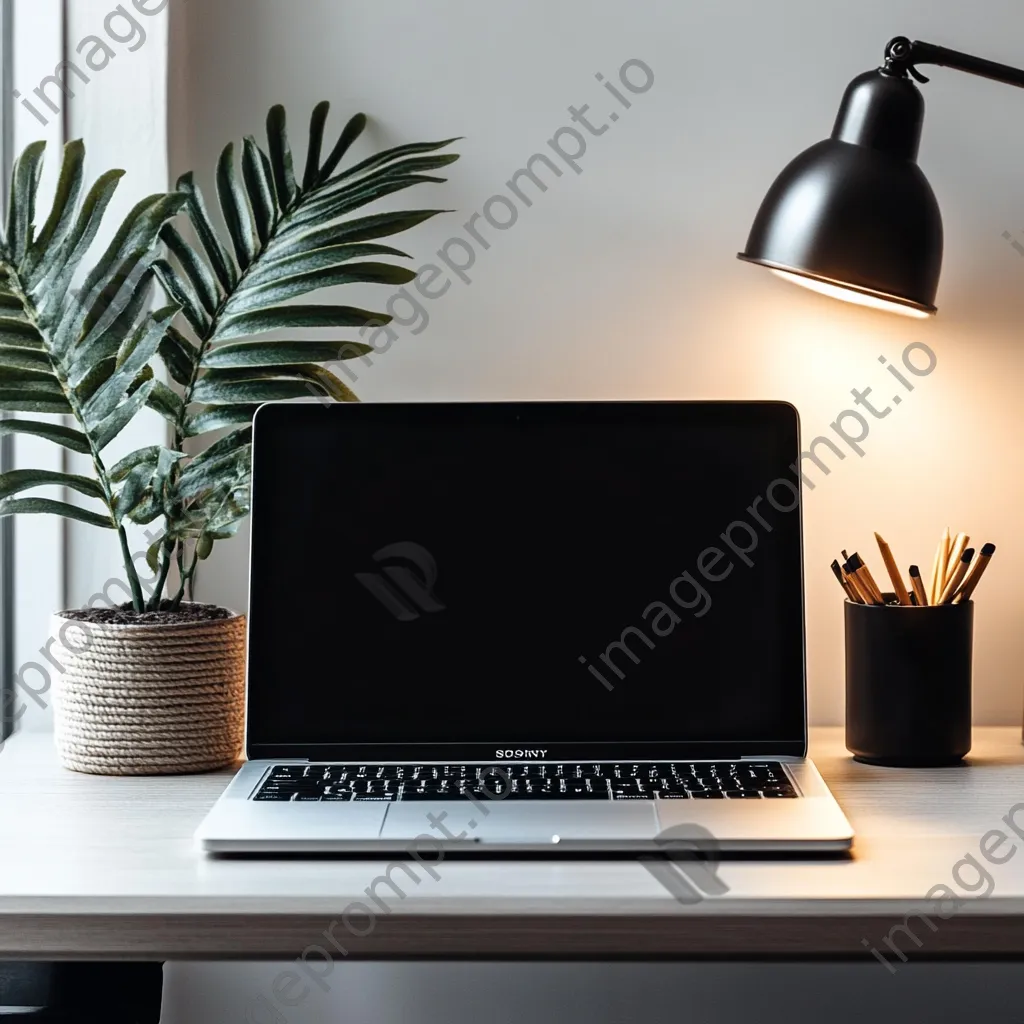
[195,400,853,853]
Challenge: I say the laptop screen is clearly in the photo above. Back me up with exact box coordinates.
[246,402,806,760]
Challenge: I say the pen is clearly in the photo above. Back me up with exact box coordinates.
[874,532,911,606]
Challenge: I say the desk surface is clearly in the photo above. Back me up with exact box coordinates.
[2,727,1024,961]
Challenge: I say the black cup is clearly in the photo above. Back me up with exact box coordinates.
[845,596,973,766]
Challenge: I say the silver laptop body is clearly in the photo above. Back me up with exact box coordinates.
[196,401,853,854]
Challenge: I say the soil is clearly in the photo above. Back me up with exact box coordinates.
[59,603,233,626]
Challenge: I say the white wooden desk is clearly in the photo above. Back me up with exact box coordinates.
[2,728,1024,961]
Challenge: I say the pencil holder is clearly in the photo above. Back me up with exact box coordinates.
[845,596,973,766]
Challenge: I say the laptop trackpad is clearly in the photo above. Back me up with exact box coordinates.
[381,802,657,844]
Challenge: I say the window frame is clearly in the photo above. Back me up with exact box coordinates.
[0,0,14,745]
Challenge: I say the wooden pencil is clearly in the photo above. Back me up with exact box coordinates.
[831,559,860,602]
[909,565,929,607]
[954,542,996,603]
[845,569,875,605]
[939,548,974,604]
[928,528,950,605]
[845,553,883,605]
[874,532,911,606]
[943,532,970,590]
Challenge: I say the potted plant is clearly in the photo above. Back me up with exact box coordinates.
[0,104,458,774]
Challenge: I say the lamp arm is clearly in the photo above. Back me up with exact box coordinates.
[884,36,1024,89]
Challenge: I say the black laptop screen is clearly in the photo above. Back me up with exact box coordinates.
[246,402,806,759]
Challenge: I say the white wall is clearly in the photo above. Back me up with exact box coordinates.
[172,0,1024,728]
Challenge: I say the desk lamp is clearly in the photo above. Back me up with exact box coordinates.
[738,37,1024,317]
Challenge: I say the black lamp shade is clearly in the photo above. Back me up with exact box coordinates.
[739,70,944,316]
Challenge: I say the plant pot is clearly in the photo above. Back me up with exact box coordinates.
[50,606,246,776]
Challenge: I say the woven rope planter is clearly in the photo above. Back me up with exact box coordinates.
[50,609,246,776]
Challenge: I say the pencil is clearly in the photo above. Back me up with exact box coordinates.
[928,528,950,605]
[943,532,970,591]
[845,569,875,605]
[845,553,884,605]
[909,565,929,607]
[874,533,912,606]
[851,552,885,604]
[954,542,996,603]
[939,548,974,604]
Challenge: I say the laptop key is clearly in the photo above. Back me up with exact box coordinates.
[253,761,795,802]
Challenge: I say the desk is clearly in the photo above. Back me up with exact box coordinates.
[1,728,1023,961]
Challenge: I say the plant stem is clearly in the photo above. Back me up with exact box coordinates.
[169,540,202,609]
[147,535,175,611]
[116,525,146,610]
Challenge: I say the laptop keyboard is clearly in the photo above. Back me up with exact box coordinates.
[253,761,797,801]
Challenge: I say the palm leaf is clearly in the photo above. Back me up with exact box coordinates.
[24,140,85,277]
[242,243,410,288]
[242,136,276,247]
[110,445,162,483]
[154,102,457,453]
[0,497,114,529]
[31,169,125,303]
[316,112,367,184]
[220,263,416,317]
[7,142,47,262]
[158,326,200,387]
[184,405,262,437]
[266,106,297,210]
[160,223,220,314]
[202,340,372,369]
[0,469,105,502]
[216,143,255,270]
[141,102,458,607]
[0,417,90,454]
[303,101,332,191]
[175,171,237,291]
[0,137,183,585]
[145,380,186,424]
[213,304,391,343]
